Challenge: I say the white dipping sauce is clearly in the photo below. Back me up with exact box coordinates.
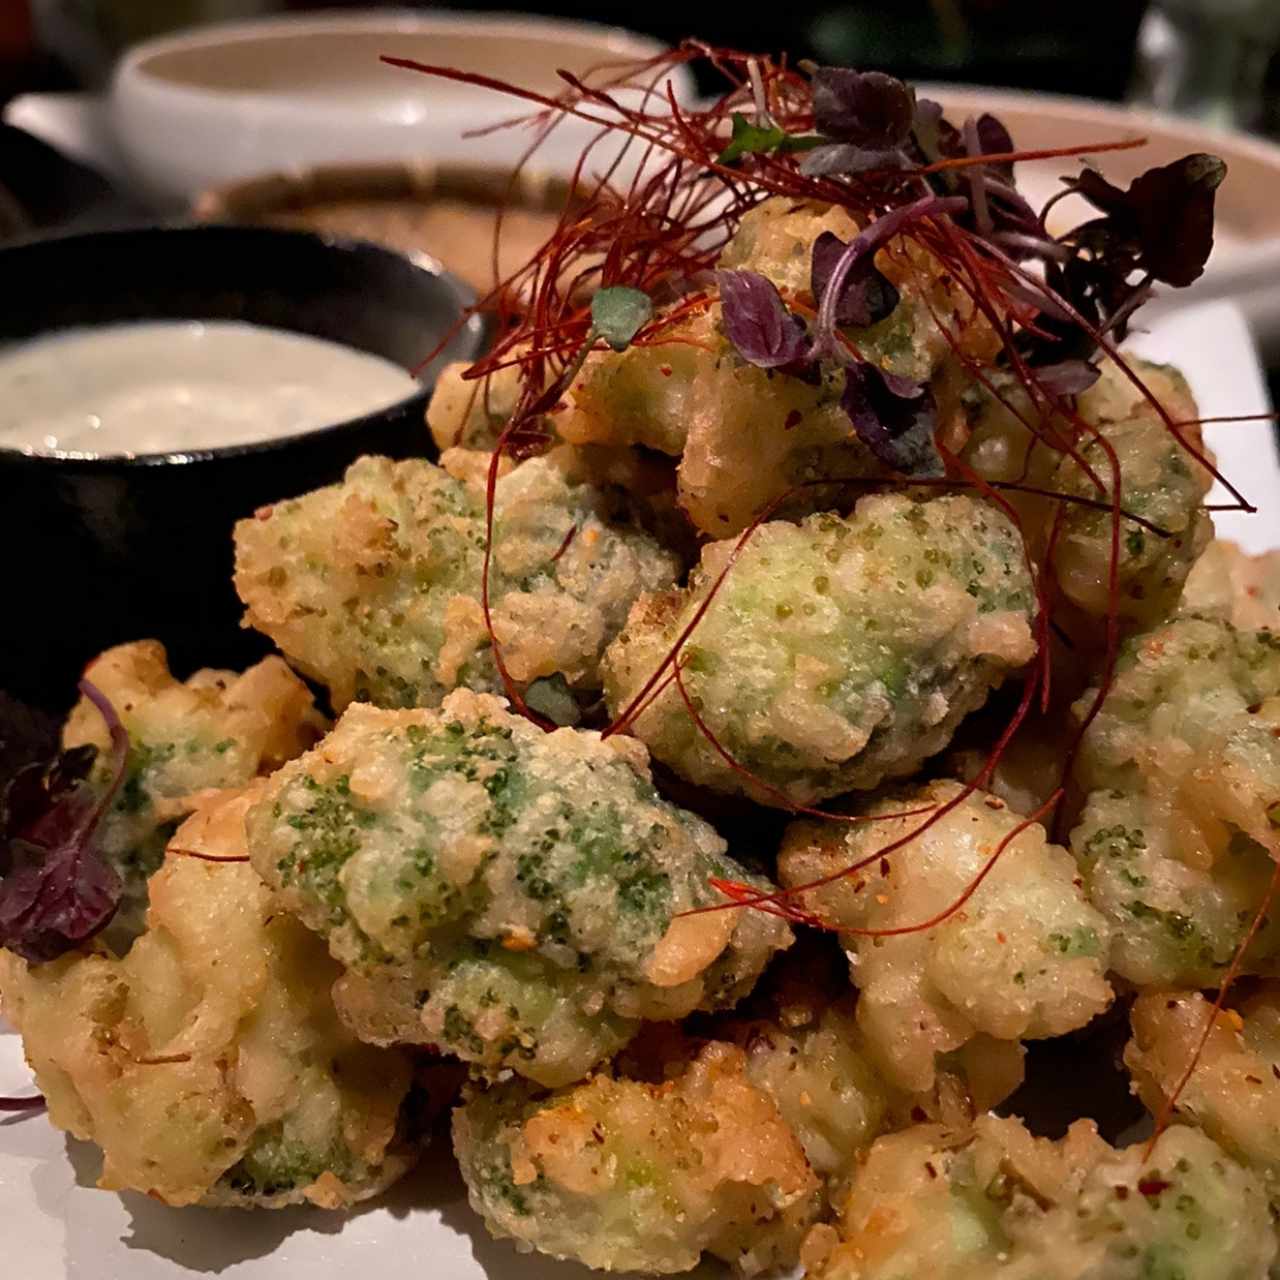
[0,320,421,456]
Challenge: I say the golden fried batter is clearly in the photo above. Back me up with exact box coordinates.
[454,1040,822,1274]
[234,451,679,714]
[604,494,1036,807]
[1071,615,1280,987]
[779,781,1112,1094]
[1127,987,1280,1195]
[0,789,414,1208]
[62,640,324,937]
[1182,538,1280,631]
[805,1115,1275,1280]
[553,198,997,536]
[245,690,790,1086]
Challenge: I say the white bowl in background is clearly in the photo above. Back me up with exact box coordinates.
[108,9,694,205]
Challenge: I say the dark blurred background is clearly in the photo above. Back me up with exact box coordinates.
[0,0,1199,106]
[10,1,1280,131]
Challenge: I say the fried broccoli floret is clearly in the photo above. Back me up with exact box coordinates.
[779,781,1112,1094]
[61,640,324,938]
[0,789,414,1208]
[233,451,680,713]
[1071,615,1280,987]
[1127,987,1280,1197]
[554,198,997,536]
[804,1116,1276,1280]
[964,357,1211,629]
[453,1040,822,1275]
[245,690,790,1086]
[1049,416,1213,627]
[604,494,1035,808]
[707,937,1025,1188]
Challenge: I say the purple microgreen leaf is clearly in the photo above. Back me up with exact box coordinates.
[812,68,915,148]
[810,194,967,360]
[798,143,909,177]
[1070,167,1131,217]
[0,679,127,964]
[841,363,943,477]
[810,230,900,327]
[973,113,1015,180]
[1124,153,1226,286]
[911,97,963,169]
[716,269,809,368]
[591,286,653,352]
[1067,154,1226,286]
[1036,359,1102,396]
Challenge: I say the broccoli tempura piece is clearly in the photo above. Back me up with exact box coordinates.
[1127,986,1280,1196]
[805,1116,1276,1280]
[779,781,1112,1094]
[0,789,415,1208]
[62,640,324,938]
[453,1040,822,1275]
[604,494,1036,808]
[245,690,790,1086]
[963,356,1211,631]
[234,451,680,713]
[1049,413,1213,626]
[707,937,1024,1188]
[1071,615,1280,987]
[555,198,997,536]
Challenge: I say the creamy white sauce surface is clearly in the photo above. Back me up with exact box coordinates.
[0,320,421,457]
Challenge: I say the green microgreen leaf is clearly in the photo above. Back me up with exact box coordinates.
[717,113,822,165]
[591,286,653,352]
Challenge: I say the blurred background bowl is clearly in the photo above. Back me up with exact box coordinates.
[108,10,695,205]
[0,222,485,709]
[193,158,578,296]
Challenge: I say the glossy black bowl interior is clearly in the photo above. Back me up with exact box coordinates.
[0,224,486,712]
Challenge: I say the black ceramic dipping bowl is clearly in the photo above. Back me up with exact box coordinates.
[0,224,486,712]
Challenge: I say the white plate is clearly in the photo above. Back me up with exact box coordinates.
[1,298,1276,1278]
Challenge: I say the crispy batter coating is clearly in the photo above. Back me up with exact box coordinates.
[245,690,790,1086]
[425,359,525,453]
[63,640,324,938]
[1050,419,1213,627]
[779,781,1112,1094]
[1126,988,1280,1198]
[0,789,414,1208]
[725,1001,893,1189]
[453,938,1035,1279]
[718,199,997,387]
[558,304,882,538]
[1071,615,1280,987]
[453,1040,823,1274]
[1182,538,1280,631]
[604,494,1036,808]
[233,451,680,713]
[708,939,1024,1183]
[1127,987,1280,1195]
[804,1115,1276,1280]
[964,357,1211,629]
[554,199,997,536]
